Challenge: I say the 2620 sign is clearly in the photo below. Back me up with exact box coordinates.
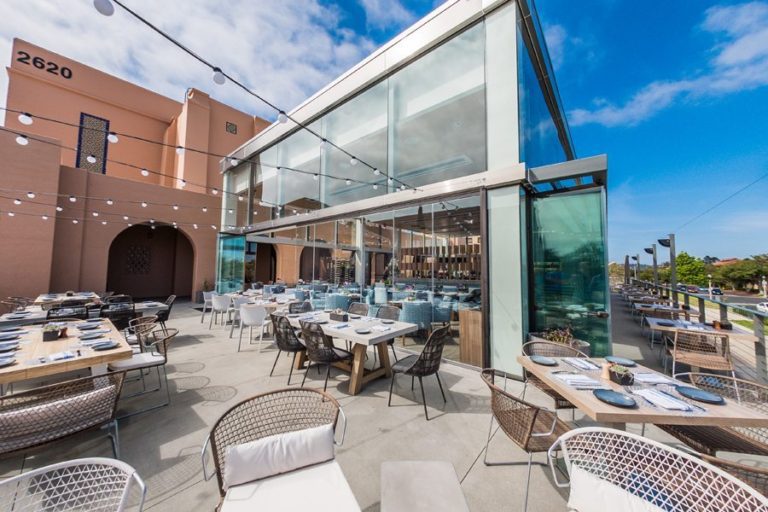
[16,50,73,79]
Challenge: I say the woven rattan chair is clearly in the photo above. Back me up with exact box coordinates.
[202,388,345,499]
[388,325,451,420]
[0,457,146,512]
[548,427,768,511]
[701,454,768,498]
[0,372,125,458]
[100,303,136,331]
[125,315,158,347]
[658,373,768,457]
[664,329,735,378]
[521,341,588,410]
[108,328,178,418]
[289,300,313,314]
[154,294,176,333]
[480,369,570,511]
[376,305,401,362]
[299,320,353,392]
[270,314,306,385]
[347,302,369,316]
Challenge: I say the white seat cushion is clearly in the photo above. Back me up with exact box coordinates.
[108,352,164,371]
[568,465,664,512]
[221,460,360,512]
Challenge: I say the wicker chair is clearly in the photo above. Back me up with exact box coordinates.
[376,305,401,362]
[658,373,768,457]
[0,457,146,512]
[100,303,136,331]
[299,320,353,392]
[347,302,369,316]
[125,315,158,348]
[270,314,307,385]
[548,427,768,511]
[664,329,735,378]
[388,325,451,420]
[0,372,125,458]
[154,294,176,333]
[202,388,345,500]
[521,341,588,410]
[289,300,313,314]
[701,454,768,498]
[108,328,178,418]
[480,369,570,511]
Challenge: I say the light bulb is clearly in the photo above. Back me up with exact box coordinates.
[276,166,281,173]
[212,67,226,85]
[400,185,406,191]
[107,132,118,143]
[345,179,351,185]
[373,184,378,190]
[101,220,107,225]
[13,199,21,205]
[26,192,35,199]
[140,169,149,177]
[238,196,244,202]
[277,111,288,124]
[56,206,63,212]
[93,0,114,16]
[373,168,380,176]
[68,195,77,203]
[212,188,218,195]
[176,146,184,155]
[18,112,33,125]
[228,209,234,214]
[149,219,155,224]
[319,139,328,151]
[211,225,217,229]
[92,211,99,217]
[202,207,208,212]
[7,212,15,217]
[180,179,187,188]
[72,219,78,224]
[350,157,358,166]
[388,178,393,185]
[230,158,238,166]
[123,215,129,221]
[141,202,147,208]
[313,174,319,181]
[86,154,97,164]
[106,198,113,205]
[128,223,132,226]
[151,225,156,230]
[172,204,179,210]
[15,135,29,146]
[42,215,48,220]
[193,223,198,229]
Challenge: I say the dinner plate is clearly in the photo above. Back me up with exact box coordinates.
[313,320,328,325]
[355,328,371,334]
[0,333,20,342]
[675,385,725,405]
[6,315,26,320]
[323,309,334,313]
[0,357,16,368]
[605,356,637,367]
[85,318,103,323]
[593,389,636,408]
[91,341,119,351]
[79,332,104,341]
[0,326,23,333]
[381,319,395,324]
[656,321,676,327]
[349,315,361,319]
[530,355,557,366]
[0,342,19,352]
[76,323,100,331]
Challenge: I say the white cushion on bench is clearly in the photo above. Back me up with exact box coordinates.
[221,460,360,512]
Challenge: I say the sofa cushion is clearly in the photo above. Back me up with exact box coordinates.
[568,465,665,512]
[221,460,359,512]
[223,424,334,490]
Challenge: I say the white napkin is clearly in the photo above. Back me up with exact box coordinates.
[632,389,691,411]
[563,358,599,370]
[554,374,603,388]
[372,325,391,332]
[333,323,349,329]
[50,351,75,361]
[634,373,675,385]
[81,338,113,347]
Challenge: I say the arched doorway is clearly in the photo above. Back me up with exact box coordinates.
[107,224,194,299]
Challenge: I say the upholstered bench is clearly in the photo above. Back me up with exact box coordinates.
[380,461,470,512]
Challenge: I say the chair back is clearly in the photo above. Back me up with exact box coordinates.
[348,302,368,316]
[0,372,125,455]
[374,287,388,304]
[145,327,178,358]
[231,296,250,310]
[0,457,146,512]
[481,369,548,450]
[99,303,136,330]
[299,320,338,363]
[47,306,88,320]
[271,314,305,352]
[701,454,768,499]
[202,291,216,302]
[400,301,431,330]
[325,293,352,311]
[522,341,588,358]
[673,329,733,371]
[207,388,340,496]
[127,315,158,341]
[239,304,267,327]
[647,308,679,320]
[211,294,231,312]
[408,325,451,376]
[106,294,133,304]
[549,427,768,512]
[376,305,401,321]
[289,301,313,314]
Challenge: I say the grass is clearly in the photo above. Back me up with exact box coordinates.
[733,318,768,330]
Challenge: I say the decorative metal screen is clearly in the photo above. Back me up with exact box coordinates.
[125,245,151,275]
[76,113,109,173]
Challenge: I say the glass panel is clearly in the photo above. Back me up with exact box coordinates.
[276,123,321,213]
[253,145,280,221]
[322,81,388,204]
[216,234,245,293]
[222,163,250,230]
[530,189,610,356]
[391,23,487,188]
[517,26,566,168]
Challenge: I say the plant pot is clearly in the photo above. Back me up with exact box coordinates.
[42,330,60,342]
[330,312,349,322]
[609,369,634,386]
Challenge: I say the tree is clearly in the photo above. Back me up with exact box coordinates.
[702,255,720,265]
[675,252,707,286]
[718,259,760,290]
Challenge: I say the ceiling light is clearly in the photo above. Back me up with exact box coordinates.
[93,0,114,16]
[18,112,33,125]
[319,139,328,151]
[211,224,217,229]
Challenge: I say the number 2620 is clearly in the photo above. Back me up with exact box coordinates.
[16,51,73,79]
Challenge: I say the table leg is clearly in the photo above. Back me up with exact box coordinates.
[294,351,307,370]
[348,344,368,395]
[376,342,392,378]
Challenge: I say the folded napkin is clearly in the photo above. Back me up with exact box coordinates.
[81,338,114,347]
[633,373,675,385]
[563,358,599,371]
[332,323,349,329]
[372,325,391,332]
[632,389,692,411]
[50,351,75,361]
[78,328,111,335]
[553,374,604,388]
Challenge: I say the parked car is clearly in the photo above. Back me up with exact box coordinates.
[758,302,768,314]
[686,285,700,293]
[676,284,688,292]
[711,287,723,295]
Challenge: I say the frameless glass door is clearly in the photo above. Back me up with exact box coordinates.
[216,234,246,293]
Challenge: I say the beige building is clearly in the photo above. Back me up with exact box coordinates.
[0,38,269,300]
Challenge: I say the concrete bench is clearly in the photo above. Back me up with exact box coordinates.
[381,461,470,512]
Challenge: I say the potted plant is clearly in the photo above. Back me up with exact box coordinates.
[609,364,635,385]
[42,324,60,342]
[330,308,348,322]
[196,279,215,303]
[528,326,591,356]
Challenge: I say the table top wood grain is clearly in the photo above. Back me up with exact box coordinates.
[285,312,417,346]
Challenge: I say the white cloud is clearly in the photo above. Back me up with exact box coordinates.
[358,0,416,31]
[543,24,567,70]
[0,0,380,120]
[570,1,768,127]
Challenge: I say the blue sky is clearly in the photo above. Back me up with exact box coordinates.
[1,0,766,264]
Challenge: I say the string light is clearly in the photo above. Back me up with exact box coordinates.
[101,220,108,225]
[212,188,218,195]
[107,132,119,143]
[106,198,114,205]
[172,204,179,210]
[388,178,394,185]
[7,212,14,217]
[373,169,380,176]
[345,179,351,185]
[13,199,21,205]
[350,157,358,166]
[26,192,35,199]
[210,225,216,229]
[277,111,288,124]
[41,215,48,220]
[92,212,99,217]
[86,154,97,164]
[18,112,33,125]
[313,174,319,181]
[141,201,148,208]
[123,215,129,221]
[72,219,78,224]
[93,0,115,16]
[193,223,198,229]
[373,184,378,190]
[56,206,63,212]
[229,158,239,166]
[176,146,184,155]
[15,135,28,146]
[212,67,226,85]
[140,168,150,177]
[180,179,187,187]
[68,195,76,203]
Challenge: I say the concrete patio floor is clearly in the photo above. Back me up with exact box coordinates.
[1,297,764,511]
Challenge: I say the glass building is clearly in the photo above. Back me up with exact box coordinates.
[218,0,609,376]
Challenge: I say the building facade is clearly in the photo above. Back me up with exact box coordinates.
[0,38,269,301]
[219,0,610,375]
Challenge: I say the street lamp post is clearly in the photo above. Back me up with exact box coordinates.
[631,255,638,280]
[644,245,658,289]
[708,273,713,301]
[658,234,677,306]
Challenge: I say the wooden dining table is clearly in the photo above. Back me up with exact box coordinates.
[0,301,169,328]
[33,292,100,306]
[0,319,132,386]
[284,312,417,395]
[518,356,768,430]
